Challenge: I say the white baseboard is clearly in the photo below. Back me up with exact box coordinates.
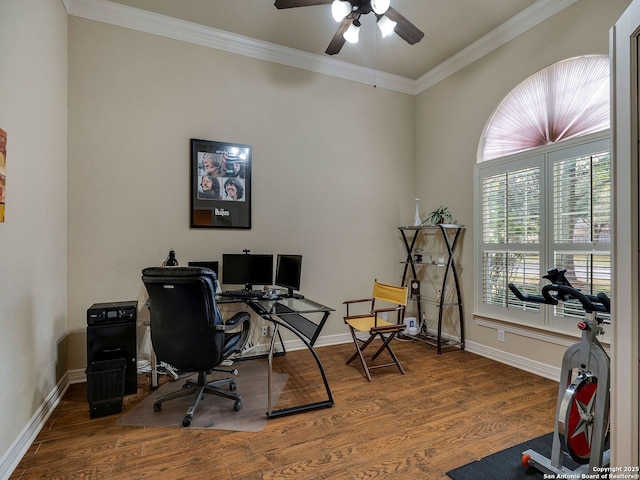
[0,333,558,480]
[0,373,71,480]
[465,340,561,381]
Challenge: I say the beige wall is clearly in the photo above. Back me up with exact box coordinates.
[67,17,416,369]
[0,0,68,463]
[415,0,631,367]
[1,0,636,471]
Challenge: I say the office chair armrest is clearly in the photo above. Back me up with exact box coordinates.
[372,306,404,326]
[344,307,400,320]
[370,324,405,333]
[216,311,251,332]
[343,298,373,305]
[344,297,375,317]
[344,313,374,320]
[372,306,403,314]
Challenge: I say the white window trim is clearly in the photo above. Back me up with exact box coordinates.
[474,131,611,340]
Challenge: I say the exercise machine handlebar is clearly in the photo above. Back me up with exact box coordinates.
[507,268,609,314]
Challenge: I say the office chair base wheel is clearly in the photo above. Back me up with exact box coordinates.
[234,399,242,411]
[230,382,237,391]
[182,416,192,427]
[153,402,162,412]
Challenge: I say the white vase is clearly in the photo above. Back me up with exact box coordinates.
[413,198,421,226]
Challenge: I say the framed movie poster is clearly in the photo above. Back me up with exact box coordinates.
[190,138,252,229]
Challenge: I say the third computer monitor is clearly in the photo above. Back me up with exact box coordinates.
[275,254,303,298]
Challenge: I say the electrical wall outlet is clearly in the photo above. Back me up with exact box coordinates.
[497,329,505,342]
[261,326,269,336]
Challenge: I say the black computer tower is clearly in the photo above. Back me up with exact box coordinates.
[86,301,138,396]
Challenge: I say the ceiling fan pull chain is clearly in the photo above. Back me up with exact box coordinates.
[373,22,377,88]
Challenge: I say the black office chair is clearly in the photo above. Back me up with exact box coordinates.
[141,266,251,427]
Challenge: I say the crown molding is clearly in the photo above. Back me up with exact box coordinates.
[65,0,578,96]
[64,0,415,94]
[414,0,579,94]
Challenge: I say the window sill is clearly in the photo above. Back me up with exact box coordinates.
[473,313,611,350]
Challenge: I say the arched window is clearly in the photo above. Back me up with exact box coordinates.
[475,56,611,335]
[479,55,609,162]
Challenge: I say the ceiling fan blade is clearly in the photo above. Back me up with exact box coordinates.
[274,0,332,9]
[325,16,352,55]
[384,7,424,45]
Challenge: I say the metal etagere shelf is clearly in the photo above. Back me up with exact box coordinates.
[398,224,465,354]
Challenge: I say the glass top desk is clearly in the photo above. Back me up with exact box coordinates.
[248,296,335,418]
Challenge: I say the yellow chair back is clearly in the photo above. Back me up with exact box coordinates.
[372,281,408,307]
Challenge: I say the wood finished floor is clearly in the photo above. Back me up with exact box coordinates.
[10,340,558,479]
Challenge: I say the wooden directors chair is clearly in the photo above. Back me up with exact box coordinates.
[343,281,408,381]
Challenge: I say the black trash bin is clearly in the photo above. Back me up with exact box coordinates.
[86,358,126,418]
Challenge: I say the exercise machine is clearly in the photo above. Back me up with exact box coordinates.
[508,268,610,476]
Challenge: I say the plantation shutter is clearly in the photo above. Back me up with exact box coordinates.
[552,151,611,319]
[481,166,541,311]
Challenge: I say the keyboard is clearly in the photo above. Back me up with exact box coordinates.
[219,289,266,299]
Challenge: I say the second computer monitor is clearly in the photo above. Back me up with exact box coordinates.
[187,261,219,276]
[221,254,273,290]
[275,254,303,298]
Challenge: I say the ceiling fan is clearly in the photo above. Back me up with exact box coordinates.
[274,0,424,55]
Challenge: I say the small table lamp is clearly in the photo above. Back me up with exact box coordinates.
[165,249,179,266]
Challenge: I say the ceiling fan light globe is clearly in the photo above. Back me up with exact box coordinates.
[343,22,360,43]
[370,0,390,15]
[331,0,351,22]
[377,15,397,37]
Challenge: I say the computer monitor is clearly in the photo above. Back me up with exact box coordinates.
[187,261,218,276]
[188,261,221,292]
[275,254,303,298]
[221,253,273,290]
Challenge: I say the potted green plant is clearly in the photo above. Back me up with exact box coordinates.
[423,206,453,225]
